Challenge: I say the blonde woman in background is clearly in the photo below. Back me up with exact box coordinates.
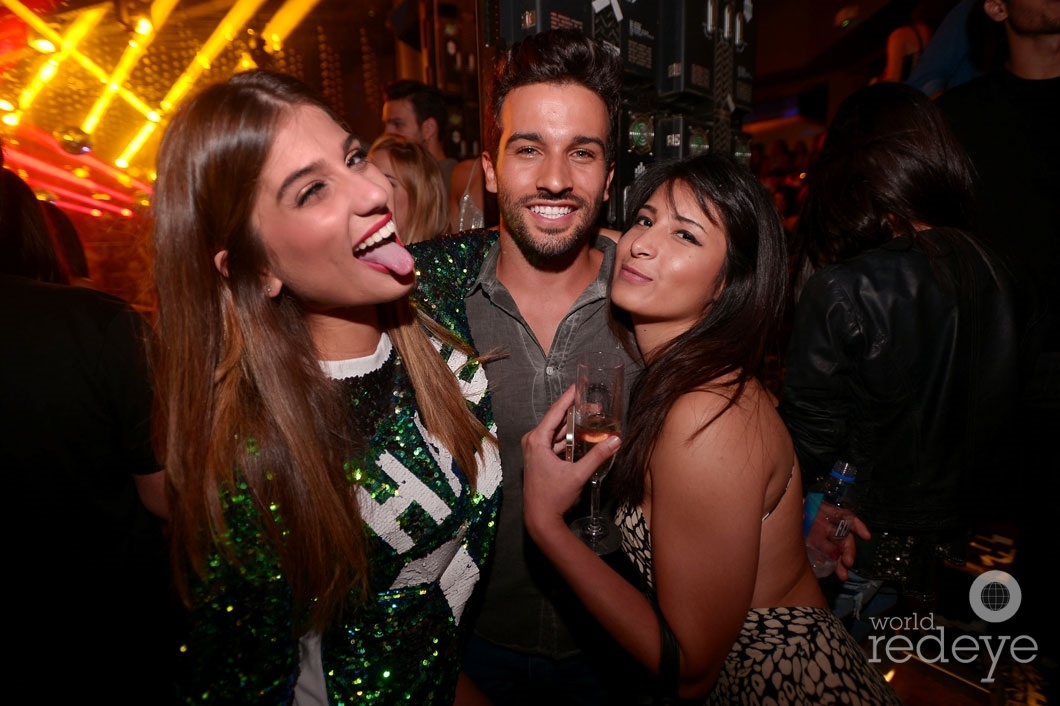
[369,133,452,242]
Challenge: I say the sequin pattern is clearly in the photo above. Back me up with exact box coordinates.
[177,327,501,705]
[408,228,498,344]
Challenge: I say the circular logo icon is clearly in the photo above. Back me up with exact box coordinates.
[968,570,1022,623]
[627,113,654,156]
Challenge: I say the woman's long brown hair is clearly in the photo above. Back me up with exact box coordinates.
[150,69,490,633]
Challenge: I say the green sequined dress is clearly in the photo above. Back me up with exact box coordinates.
[176,333,501,705]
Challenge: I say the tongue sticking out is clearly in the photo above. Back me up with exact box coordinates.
[357,239,415,277]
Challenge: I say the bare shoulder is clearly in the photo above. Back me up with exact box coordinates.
[650,384,777,537]
[659,380,791,472]
[451,157,475,182]
[665,379,777,433]
[656,386,751,471]
[665,386,732,431]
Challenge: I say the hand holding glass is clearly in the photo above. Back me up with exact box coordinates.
[569,352,624,555]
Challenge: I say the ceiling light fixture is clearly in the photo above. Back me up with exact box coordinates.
[260,0,324,54]
[7,3,106,127]
[1,0,156,121]
[82,0,180,135]
[54,126,92,154]
[117,0,272,165]
[17,123,153,194]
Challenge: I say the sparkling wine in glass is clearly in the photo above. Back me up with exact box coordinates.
[569,351,624,555]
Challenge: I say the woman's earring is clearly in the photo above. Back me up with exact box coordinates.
[266,285,272,296]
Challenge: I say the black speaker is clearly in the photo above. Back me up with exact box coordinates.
[732,131,753,170]
[606,104,658,228]
[656,0,717,107]
[498,1,591,45]
[656,113,712,162]
[591,0,658,91]
[731,0,757,114]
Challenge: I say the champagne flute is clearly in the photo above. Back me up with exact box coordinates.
[568,351,624,555]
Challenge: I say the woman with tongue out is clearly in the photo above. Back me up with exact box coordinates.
[150,69,501,705]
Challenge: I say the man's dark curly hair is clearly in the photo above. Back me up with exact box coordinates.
[384,79,448,135]
[486,28,623,164]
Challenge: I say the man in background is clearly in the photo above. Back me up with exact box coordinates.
[382,78,459,194]
[935,0,1059,690]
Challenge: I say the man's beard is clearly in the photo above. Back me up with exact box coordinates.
[1008,5,1060,36]
[499,190,606,269]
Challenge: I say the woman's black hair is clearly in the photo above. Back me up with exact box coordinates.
[609,153,789,506]
[796,81,976,272]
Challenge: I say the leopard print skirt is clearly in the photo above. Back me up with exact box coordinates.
[708,606,903,706]
[618,505,902,705]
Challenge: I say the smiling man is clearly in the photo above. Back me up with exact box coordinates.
[410,28,644,706]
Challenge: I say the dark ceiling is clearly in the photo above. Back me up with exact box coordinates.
[752,0,951,103]
[0,0,953,303]
[0,0,944,206]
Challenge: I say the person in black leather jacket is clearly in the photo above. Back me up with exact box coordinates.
[778,82,1028,604]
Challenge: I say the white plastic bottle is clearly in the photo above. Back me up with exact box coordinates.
[804,460,858,578]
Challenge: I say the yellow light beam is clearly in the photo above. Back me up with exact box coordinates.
[260,0,324,53]
[116,122,158,168]
[118,0,270,164]
[0,0,156,118]
[82,0,182,134]
[14,5,106,113]
[161,0,270,112]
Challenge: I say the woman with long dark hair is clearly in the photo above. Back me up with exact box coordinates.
[781,81,1024,606]
[522,154,901,704]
